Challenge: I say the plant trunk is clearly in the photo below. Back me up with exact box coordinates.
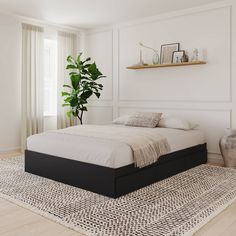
[78,110,84,125]
[78,118,83,125]
[78,116,83,125]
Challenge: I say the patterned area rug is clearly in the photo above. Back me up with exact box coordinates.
[1,156,236,236]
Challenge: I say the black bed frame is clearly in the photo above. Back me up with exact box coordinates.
[25,143,207,198]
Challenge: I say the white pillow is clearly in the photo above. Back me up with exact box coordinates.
[112,115,130,125]
[158,117,198,130]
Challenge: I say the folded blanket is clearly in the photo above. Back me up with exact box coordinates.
[52,125,171,168]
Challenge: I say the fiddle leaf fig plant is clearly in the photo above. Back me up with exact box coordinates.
[62,53,106,125]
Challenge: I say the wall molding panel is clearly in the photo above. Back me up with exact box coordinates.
[118,6,232,103]
[84,106,113,125]
[85,29,114,102]
[85,1,236,163]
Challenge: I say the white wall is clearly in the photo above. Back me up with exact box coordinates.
[0,13,21,152]
[84,30,114,125]
[0,13,83,152]
[85,0,236,164]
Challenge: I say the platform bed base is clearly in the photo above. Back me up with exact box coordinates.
[25,143,207,198]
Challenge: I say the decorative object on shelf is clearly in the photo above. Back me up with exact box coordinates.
[138,49,145,65]
[172,50,185,63]
[188,48,199,62]
[183,52,189,62]
[126,61,206,70]
[139,42,160,64]
[160,43,180,64]
[219,129,236,168]
[131,49,147,67]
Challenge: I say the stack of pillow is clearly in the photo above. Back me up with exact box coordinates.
[112,112,198,130]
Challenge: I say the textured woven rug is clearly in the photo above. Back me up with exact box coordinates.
[1,156,236,236]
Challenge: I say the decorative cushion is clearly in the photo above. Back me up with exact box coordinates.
[125,112,162,128]
[158,117,198,130]
[112,115,130,125]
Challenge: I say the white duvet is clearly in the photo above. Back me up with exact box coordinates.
[27,125,205,168]
[53,125,171,168]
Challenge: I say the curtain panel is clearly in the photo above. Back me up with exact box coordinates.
[21,23,44,150]
[57,31,78,129]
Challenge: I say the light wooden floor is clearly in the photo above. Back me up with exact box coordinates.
[1,151,236,236]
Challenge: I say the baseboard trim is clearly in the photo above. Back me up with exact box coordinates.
[0,147,21,154]
[208,153,224,165]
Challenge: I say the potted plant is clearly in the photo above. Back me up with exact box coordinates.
[62,53,105,125]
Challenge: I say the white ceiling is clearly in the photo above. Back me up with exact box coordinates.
[0,0,221,29]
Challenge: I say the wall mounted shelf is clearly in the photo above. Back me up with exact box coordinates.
[126,61,207,70]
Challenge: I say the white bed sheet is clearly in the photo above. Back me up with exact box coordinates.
[27,126,205,168]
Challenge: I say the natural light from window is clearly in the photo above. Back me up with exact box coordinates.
[44,39,57,116]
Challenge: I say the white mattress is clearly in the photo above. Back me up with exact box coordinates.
[27,126,205,168]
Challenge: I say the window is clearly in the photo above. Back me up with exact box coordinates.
[44,39,57,116]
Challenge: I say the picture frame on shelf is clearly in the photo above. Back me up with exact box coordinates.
[172,50,185,63]
[160,43,180,64]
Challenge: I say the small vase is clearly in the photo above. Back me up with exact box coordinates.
[152,52,160,64]
[219,129,236,168]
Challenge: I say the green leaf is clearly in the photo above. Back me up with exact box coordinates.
[98,75,106,79]
[70,74,81,89]
[70,97,78,107]
[63,84,72,89]
[64,96,72,102]
[96,69,103,76]
[83,64,91,68]
[83,57,91,63]
[69,71,78,76]
[94,92,100,98]
[61,92,70,96]
[67,110,73,117]
[81,90,93,100]
[66,64,77,69]
[73,88,81,94]
[79,99,88,105]
[81,107,88,111]
[72,110,78,116]
[76,53,82,64]
[62,104,70,107]
[91,75,99,80]
[67,56,75,64]
[88,63,97,75]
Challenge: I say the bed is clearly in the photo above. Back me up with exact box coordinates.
[25,124,207,198]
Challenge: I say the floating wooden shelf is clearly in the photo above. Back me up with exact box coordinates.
[126,61,207,70]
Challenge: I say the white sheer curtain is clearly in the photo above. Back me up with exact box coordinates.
[57,31,77,129]
[21,23,44,150]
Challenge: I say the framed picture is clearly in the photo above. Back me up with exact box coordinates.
[172,50,185,63]
[160,43,180,64]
